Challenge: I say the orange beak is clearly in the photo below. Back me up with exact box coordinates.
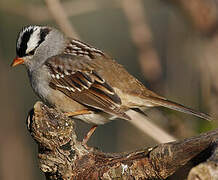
[11,57,24,67]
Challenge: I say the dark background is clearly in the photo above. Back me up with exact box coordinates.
[0,0,217,179]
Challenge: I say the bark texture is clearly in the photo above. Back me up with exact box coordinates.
[27,102,218,180]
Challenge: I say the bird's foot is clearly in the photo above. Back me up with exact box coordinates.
[64,110,97,147]
[64,109,92,117]
[82,125,98,146]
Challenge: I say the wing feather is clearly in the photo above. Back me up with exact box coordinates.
[45,54,130,120]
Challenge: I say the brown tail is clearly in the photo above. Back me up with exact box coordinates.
[147,96,212,121]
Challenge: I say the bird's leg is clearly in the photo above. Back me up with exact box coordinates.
[82,125,98,145]
[64,110,97,145]
[64,109,92,117]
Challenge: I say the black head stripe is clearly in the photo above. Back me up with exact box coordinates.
[39,28,50,45]
[16,26,51,58]
[16,27,33,57]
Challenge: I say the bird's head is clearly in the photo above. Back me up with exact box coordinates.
[11,25,66,71]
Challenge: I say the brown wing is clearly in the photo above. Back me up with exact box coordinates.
[45,54,130,120]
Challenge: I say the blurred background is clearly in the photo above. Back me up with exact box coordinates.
[0,0,218,179]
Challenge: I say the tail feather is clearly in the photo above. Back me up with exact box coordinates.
[146,96,212,121]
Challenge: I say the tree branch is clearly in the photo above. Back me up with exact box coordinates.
[188,140,218,180]
[27,102,218,179]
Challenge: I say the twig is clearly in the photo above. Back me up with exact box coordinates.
[120,0,162,81]
[44,0,80,38]
[127,109,176,143]
[27,101,218,179]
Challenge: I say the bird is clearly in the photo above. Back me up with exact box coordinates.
[11,25,211,144]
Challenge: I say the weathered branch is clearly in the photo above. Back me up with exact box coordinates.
[27,102,218,179]
[188,140,218,180]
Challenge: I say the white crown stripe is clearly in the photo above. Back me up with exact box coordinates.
[26,27,41,54]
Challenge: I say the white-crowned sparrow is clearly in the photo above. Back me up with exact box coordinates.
[11,25,211,143]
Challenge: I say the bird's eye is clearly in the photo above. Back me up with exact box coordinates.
[28,50,35,56]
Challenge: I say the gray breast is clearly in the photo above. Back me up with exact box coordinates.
[28,65,51,103]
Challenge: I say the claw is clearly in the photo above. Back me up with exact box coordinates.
[82,125,98,145]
